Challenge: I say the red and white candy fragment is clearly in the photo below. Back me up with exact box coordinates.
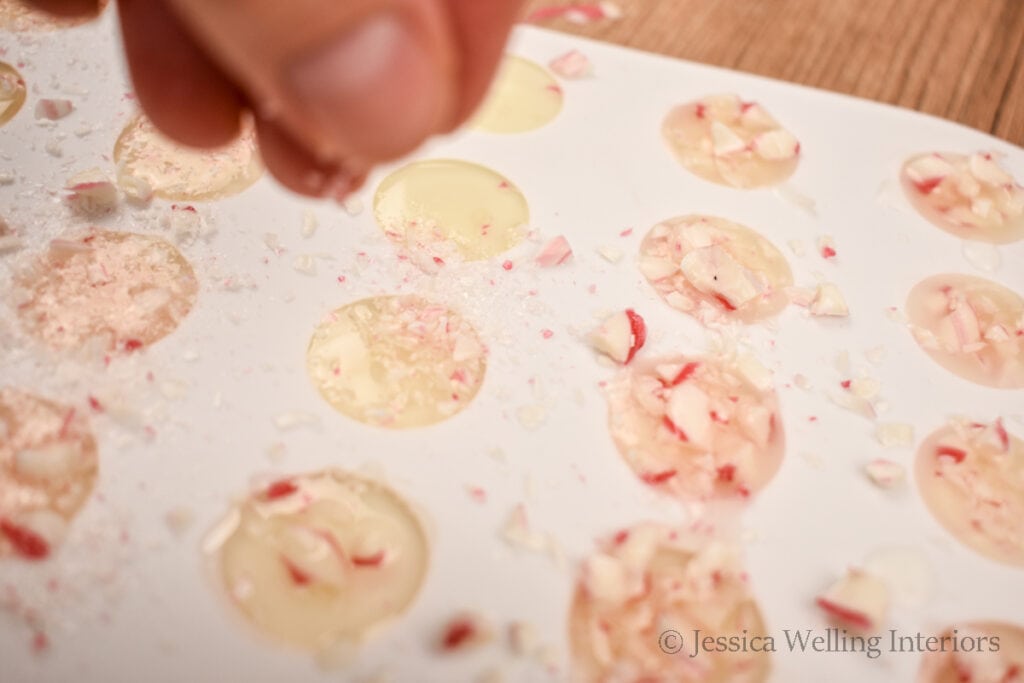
[818,235,837,260]
[816,568,889,632]
[901,151,1024,244]
[34,98,73,121]
[604,353,785,501]
[210,470,429,650]
[589,309,646,364]
[549,50,592,79]
[906,274,1024,389]
[918,622,1024,683]
[864,459,904,488]
[535,234,573,267]
[65,168,119,215]
[916,418,1024,567]
[569,524,770,683]
[639,215,793,325]
[0,388,99,561]
[663,94,801,189]
[526,2,622,24]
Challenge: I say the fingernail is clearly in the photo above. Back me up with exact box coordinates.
[287,14,443,160]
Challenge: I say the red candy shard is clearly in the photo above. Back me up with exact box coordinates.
[661,415,689,442]
[123,339,143,352]
[624,309,647,364]
[665,361,701,387]
[441,618,476,651]
[912,177,943,195]
[717,464,736,482]
[641,468,678,485]
[351,551,386,568]
[281,556,312,585]
[821,246,837,259]
[936,445,967,464]
[713,294,737,311]
[994,418,1010,452]
[264,479,298,500]
[0,519,50,560]
[815,596,873,631]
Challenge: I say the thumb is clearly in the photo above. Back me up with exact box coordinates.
[166,0,457,166]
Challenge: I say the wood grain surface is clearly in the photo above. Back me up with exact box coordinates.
[522,0,1024,145]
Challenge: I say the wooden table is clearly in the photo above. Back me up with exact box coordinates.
[522,0,1024,145]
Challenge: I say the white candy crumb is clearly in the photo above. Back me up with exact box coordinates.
[596,245,622,263]
[875,423,914,448]
[300,210,318,238]
[165,507,195,537]
[809,283,850,317]
[266,442,287,462]
[589,310,633,364]
[0,171,14,185]
[118,173,153,205]
[774,184,817,216]
[508,621,540,657]
[274,412,320,430]
[292,254,317,275]
[735,354,773,392]
[864,346,886,365]
[502,504,551,554]
[342,196,364,216]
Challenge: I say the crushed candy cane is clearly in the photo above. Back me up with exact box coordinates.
[34,98,73,121]
[864,459,904,488]
[65,168,119,215]
[549,49,592,79]
[875,422,914,448]
[589,309,646,364]
[809,283,850,317]
[535,235,573,267]
[816,568,889,632]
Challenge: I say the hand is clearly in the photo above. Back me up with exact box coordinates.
[27,0,524,199]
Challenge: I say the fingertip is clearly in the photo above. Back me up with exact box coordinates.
[254,116,364,201]
[118,0,243,149]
